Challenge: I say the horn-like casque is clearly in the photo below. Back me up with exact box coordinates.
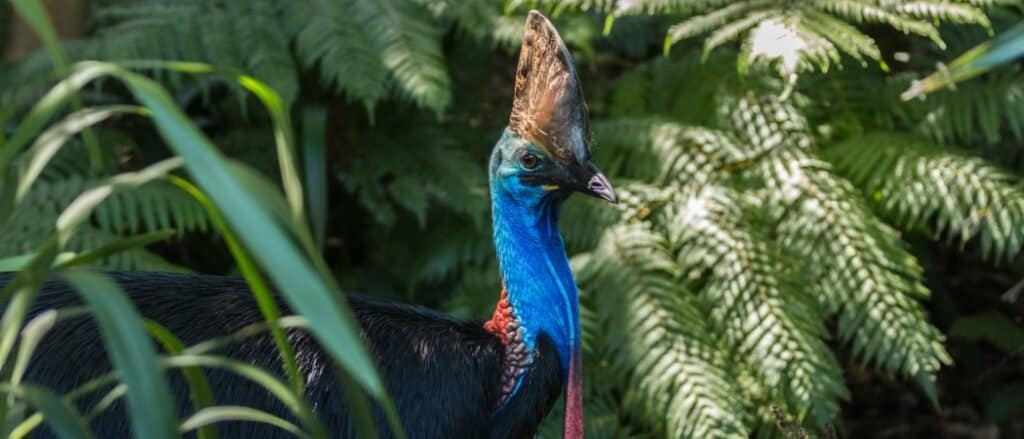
[509,10,591,165]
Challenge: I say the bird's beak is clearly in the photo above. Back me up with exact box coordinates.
[584,169,617,204]
[578,162,617,204]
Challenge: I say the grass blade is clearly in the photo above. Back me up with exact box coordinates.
[170,177,303,394]
[301,107,328,250]
[11,307,88,389]
[61,271,178,439]
[0,253,75,272]
[144,320,218,439]
[56,230,177,269]
[15,105,144,201]
[118,60,306,226]
[55,158,183,246]
[92,63,385,398]
[17,385,93,439]
[181,406,306,438]
[163,354,324,437]
[8,0,102,169]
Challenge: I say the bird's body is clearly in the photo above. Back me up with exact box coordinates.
[4,10,616,439]
[14,272,563,438]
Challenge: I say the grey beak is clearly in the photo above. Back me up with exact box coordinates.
[586,171,618,204]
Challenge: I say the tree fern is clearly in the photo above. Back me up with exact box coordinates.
[227,2,298,106]
[283,0,389,110]
[579,222,748,438]
[826,132,1024,263]
[1,176,206,270]
[593,119,743,186]
[345,0,452,114]
[623,0,996,77]
[912,66,1024,146]
[666,186,846,425]
[719,91,951,399]
[80,2,297,104]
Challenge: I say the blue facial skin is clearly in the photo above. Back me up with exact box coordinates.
[488,128,580,378]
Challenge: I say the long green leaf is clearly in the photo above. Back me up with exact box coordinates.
[302,107,328,250]
[181,406,306,438]
[85,63,384,397]
[8,0,102,168]
[61,271,178,439]
[144,320,218,439]
[55,230,177,269]
[0,159,180,377]
[171,177,303,394]
[16,385,93,439]
[0,253,75,272]
[15,105,144,201]
[163,354,324,437]
[55,158,183,246]
[0,240,62,373]
[903,22,1024,99]
[117,60,306,226]
[11,307,88,389]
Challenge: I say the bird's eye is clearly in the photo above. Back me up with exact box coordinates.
[519,152,540,170]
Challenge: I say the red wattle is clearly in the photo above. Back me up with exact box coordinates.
[484,286,513,345]
[563,349,583,439]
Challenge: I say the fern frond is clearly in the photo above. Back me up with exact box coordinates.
[894,1,992,27]
[490,15,528,51]
[409,222,492,286]
[1,176,202,271]
[664,186,846,425]
[719,89,950,405]
[799,10,880,65]
[661,0,992,77]
[770,154,951,399]
[594,118,743,185]
[666,2,768,46]
[85,2,297,104]
[346,0,452,114]
[228,2,299,105]
[826,132,1024,263]
[717,90,814,155]
[913,66,1024,145]
[578,222,748,438]
[339,126,488,227]
[813,0,944,44]
[284,0,389,109]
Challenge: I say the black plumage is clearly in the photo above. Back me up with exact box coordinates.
[5,272,563,438]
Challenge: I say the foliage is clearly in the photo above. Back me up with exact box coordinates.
[3,0,1024,437]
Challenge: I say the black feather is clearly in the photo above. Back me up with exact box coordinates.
[2,272,563,438]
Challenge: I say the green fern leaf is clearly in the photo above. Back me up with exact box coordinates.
[579,222,748,438]
[667,186,847,425]
[346,0,452,114]
[826,132,1024,263]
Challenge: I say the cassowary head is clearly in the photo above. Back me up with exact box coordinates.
[490,10,617,206]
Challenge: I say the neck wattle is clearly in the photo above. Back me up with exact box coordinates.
[485,185,580,408]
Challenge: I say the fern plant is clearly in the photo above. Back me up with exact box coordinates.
[6,0,1024,437]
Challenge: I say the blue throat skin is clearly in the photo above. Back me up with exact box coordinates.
[489,129,580,376]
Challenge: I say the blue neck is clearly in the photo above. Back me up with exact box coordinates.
[490,171,579,373]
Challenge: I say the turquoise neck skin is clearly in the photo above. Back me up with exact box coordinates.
[488,129,579,373]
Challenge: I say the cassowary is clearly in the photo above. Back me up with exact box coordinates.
[5,10,616,439]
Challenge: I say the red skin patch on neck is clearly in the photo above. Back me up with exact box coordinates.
[484,286,514,346]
